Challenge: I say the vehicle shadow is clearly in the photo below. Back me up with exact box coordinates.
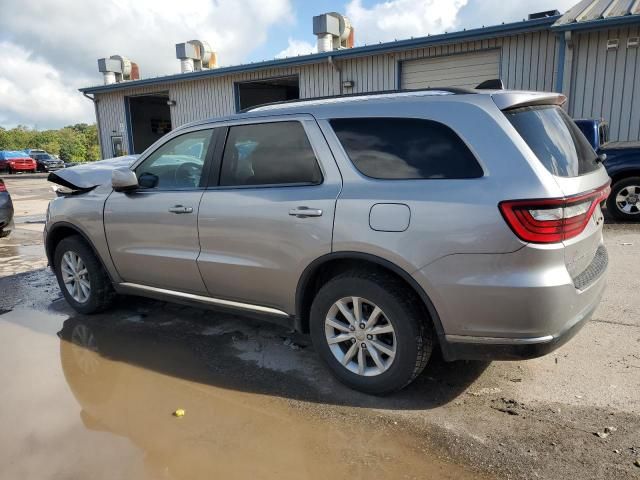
[54,295,489,411]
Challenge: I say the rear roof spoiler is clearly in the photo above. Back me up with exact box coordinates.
[491,91,567,111]
[476,79,504,90]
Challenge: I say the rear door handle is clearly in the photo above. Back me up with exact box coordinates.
[168,205,193,214]
[289,206,323,218]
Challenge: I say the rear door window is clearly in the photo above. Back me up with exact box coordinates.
[504,106,599,177]
[219,121,322,187]
[330,118,483,179]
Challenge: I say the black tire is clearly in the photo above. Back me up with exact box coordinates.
[607,177,640,221]
[54,235,116,314]
[310,271,433,395]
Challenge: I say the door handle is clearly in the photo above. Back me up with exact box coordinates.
[168,205,193,214]
[289,206,323,218]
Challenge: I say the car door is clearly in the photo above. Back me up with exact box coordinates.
[197,116,342,314]
[104,127,216,294]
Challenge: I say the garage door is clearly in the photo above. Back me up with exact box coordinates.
[401,50,501,89]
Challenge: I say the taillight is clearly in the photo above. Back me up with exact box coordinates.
[499,183,610,244]
[0,181,5,192]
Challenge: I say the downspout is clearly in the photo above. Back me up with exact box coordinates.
[83,92,104,160]
[328,55,343,95]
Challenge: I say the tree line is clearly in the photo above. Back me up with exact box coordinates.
[0,124,101,162]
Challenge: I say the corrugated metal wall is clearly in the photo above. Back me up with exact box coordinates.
[568,25,640,142]
[95,30,559,157]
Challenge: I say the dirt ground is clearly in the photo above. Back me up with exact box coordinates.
[1,174,639,480]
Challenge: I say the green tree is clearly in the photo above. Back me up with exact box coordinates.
[58,127,87,162]
[0,123,100,161]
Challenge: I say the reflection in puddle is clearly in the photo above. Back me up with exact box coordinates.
[0,306,488,480]
[57,317,479,479]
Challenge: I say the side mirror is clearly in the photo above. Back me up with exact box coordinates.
[112,168,139,192]
[138,172,159,189]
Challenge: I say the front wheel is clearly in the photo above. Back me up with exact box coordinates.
[310,271,433,395]
[607,177,640,221]
[54,236,116,314]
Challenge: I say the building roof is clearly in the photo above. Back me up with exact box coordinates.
[79,0,640,96]
[80,15,558,95]
[176,89,565,129]
[553,0,640,29]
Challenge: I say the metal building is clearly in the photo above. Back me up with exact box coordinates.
[80,1,640,159]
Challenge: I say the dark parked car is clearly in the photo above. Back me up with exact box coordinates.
[0,151,37,174]
[30,152,65,172]
[0,178,14,238]
[574,119,640,221]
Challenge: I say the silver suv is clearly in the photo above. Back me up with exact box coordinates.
[45,89,610,394]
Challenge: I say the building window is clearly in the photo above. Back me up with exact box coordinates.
[235,76,299,111]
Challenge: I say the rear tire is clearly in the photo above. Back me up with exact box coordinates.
[607,177,640,221]
[310,271,433,395]
[54,236,116,314]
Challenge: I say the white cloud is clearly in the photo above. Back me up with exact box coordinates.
[455,0,577,29]
[0,0,294,128]
[276,38,317,58]
[0,42,95,129]
[345,0,468,45]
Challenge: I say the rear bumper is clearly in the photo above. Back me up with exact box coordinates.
[9,165,36,171]
[414,242,608,362]
[439,282,603,360]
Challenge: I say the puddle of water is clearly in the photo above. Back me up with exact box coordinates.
[0,243,48,277]
[0,308,488,480]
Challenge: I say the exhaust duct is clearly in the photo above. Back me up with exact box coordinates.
[176,40,217,73]
[313,12,354,53]
[97,55,140,85]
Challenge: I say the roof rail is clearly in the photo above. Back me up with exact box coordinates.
[241,87,477,113]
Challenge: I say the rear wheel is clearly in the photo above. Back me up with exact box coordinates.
[54,236,116,314]
[310,271,433,394]
[607,177,640,221]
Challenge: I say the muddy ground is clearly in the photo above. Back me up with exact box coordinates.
[0,174,639,480]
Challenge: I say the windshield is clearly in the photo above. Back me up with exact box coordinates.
[34,154,52,160]
[504,106,599,177]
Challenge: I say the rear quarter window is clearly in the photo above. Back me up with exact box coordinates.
[504,106,599,177]
[330,117,483,180]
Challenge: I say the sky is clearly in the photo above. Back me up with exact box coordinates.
[0,0,577,130]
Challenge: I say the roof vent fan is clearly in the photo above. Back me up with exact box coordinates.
[313,12,354,53]
[176,40,217,73]
[528,10,560,20]
[97,55,140,85]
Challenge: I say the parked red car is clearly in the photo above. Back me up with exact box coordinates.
[0,151,37,174]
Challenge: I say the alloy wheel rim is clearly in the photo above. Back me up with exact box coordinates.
[325,296,396,376]
[615,185,640,215]
[70,324,100,375]
[61,251,91,303]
